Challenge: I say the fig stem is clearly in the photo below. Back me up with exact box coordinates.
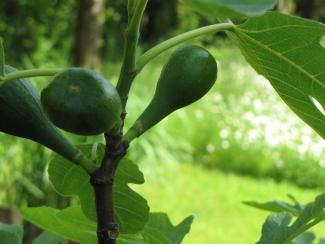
[116,0,148,112]
[123,121,143,143]
[73,151,97,173]
[136,22,234,70]
[0,68,63,83]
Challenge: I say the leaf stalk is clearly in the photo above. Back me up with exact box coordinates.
[0,68,63,84]
[136,22,234,70]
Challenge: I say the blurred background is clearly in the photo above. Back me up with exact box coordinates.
[0,0,324,243]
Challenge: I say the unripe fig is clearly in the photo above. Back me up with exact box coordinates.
[41,68,122,135]
[125,45,218,139]
[0,65,90,167]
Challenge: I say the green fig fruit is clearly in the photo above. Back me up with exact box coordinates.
[0,65,92,170]
[125,45,218,140]
[41,68,122,135]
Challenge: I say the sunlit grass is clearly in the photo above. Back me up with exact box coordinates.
[134,162,324,244]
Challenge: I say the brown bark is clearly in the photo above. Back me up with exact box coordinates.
[277,0,296,14]
[90,134,129,244]
[143,0,178,43]
[0,207,22,224]
[74,0,105,70]
[23,223,42,244]
[297,0,324,21]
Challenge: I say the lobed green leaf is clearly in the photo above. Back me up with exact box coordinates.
[142,213,194,244]
[243,200,301,216]
[22,207,140,244]
[233,12,325,138]
[0,223,23,244]
[47,144,149,234]
[32,231,62,244]
[21,206,97,244]
[257,193,325,243]
[292,232,315,244]
[21,207,193,244]
[257,212,292,244]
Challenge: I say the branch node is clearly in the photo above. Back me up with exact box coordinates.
[90,176,106,186]
[98,223,119,240]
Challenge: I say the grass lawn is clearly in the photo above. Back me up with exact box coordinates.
[133,162,324,244]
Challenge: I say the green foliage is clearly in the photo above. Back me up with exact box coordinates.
[0,1,135,65]
[142,213,193,244]
[182,0,277,18]
[21,143,194,243]
[32,231,62,244]
[244,200,301,216]
[257,212,292,244]
[234,12,325,139]
[0,0,76,67]
[22,207,192,244]
[0,223,23,244]
[248,193,325,243]
[22,209,155,244]
[0,38,4,77]
[21,206,98,244]
[293,232,315,244]
[48,144,149,234]
[0,135,67,208]
[21,207,193,244]
[0,227,61,244]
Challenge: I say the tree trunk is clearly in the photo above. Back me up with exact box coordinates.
[23,223,42,244]
[143,0,178,43]
[74,0,105,70]
[277,0,296,14]
[0,207,22,225]
[297,0,324,21]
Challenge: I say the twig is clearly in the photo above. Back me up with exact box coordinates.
[90,134,129,244]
